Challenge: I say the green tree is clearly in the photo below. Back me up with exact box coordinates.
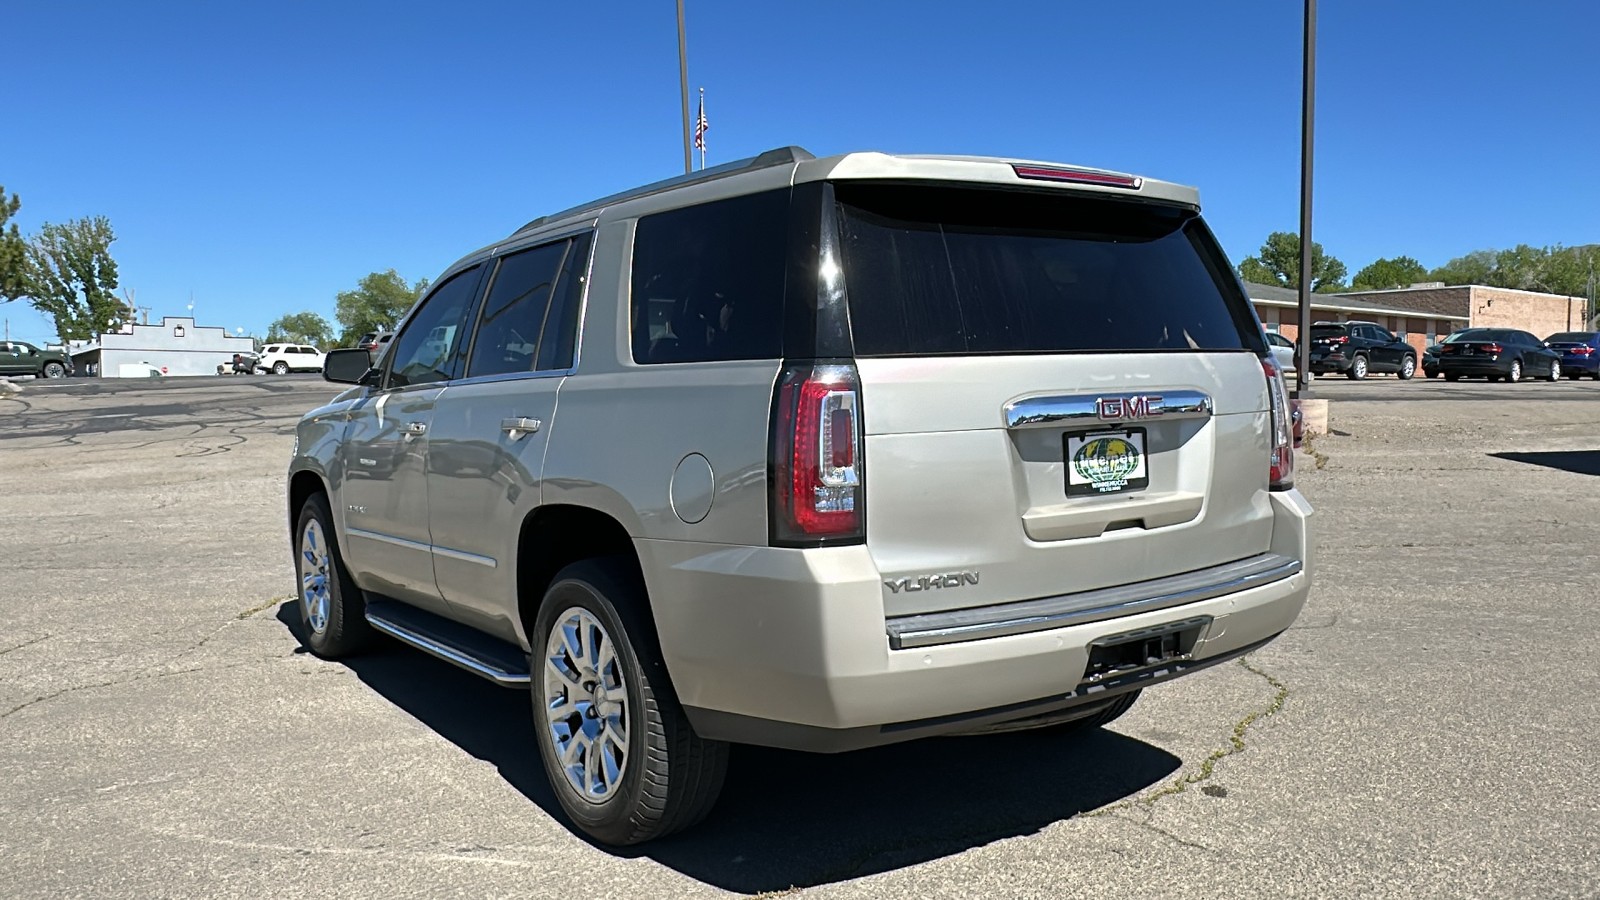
[266,311,335,347]
[1237,232,1348,293]
[1350,256,1429,291]
[21,217,121,342]
[334,269,429,345]
[1429,249,1496,286]
[0,186,24,301]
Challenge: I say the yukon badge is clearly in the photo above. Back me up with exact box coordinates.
[1097,395,1163,420]
[885,571,981,594]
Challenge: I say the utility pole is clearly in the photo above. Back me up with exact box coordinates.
[677,0,692,174]
[1295,0,1317,398]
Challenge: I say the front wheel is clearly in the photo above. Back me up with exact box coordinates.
[1544,360,1561,382]
[41,361,66,378]
[272,361,290,375]
[1398,356,1417,380]
[293,493,373,658]
[1506,359,1522,383]
[533,560,728,846]
[1347,355,1369,380]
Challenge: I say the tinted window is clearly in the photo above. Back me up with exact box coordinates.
[1445,329,1491,343]
[1514,331,1540,346]
[630,190,788,364]
[1309,325,1346,340]
[835,184,1252,356]
[539,232,593,371]
[469,242,568,378]
[387,266,480,388]
[1548,332,1596,343]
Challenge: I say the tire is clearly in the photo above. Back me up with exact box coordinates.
[272,361,290,375]
[1593,370,1600,382]
[1051,690,1142,733]
[1398,356,1416,380]
[41,361,66,379]
[1544,360,1561,382]
[532,559,728,846]
[292,493,374,659]
[1347,355,1369,380]
[1445,373,1461,382]
[1505,359,1522,383]
[1426,370,1439,379]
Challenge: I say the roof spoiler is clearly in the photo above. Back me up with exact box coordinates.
[513,146,814,236]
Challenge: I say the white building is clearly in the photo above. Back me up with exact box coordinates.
[72,317,256,378]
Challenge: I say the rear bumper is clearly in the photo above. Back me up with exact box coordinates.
[640,490,1313,751]
[1438,359,1511,375]
[1560,357,1600,374]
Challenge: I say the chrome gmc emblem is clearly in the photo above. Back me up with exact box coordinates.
[1097,395,1163,420]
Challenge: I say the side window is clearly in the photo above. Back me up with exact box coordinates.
[386,266,481,388]
[467,241,568,378]
[630,190,788,364]
[538,232,593,371]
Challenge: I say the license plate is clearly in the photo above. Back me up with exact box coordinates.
[1065,428,1149,497]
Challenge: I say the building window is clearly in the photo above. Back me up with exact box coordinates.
[174,325,186,338]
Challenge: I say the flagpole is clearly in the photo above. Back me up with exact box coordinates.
[698,88,706,171]
[677,0,691,174]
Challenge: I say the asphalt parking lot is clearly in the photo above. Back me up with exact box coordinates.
[2,375,1597,899]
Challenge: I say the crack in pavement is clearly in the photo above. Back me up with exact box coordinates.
[1101,809,1214,852]
[1,595,295,723]
[1085,655,1290,818]
[0,634,52,655]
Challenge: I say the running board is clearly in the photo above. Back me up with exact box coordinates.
[364,599,531,688]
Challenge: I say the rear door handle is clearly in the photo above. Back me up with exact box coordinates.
[501,417,542,439]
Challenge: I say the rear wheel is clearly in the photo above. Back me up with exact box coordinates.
[1506,359,1522,383]
[41,361,66,379]
[1445,373,1461,382]
[532,559,728,846]
[1544,360,1561,382]
[273,361,290,375]
[1347,355,1369,380]
[1398,356,1416,380]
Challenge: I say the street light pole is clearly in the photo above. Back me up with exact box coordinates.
[677,0,692,174]
[1295,0,1317,398]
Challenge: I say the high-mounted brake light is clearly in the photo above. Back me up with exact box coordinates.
[770,363,864,545]
[1011,165,1142,189]
[1263,358,1294,491]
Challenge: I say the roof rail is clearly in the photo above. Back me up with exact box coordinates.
[512,146,814,236]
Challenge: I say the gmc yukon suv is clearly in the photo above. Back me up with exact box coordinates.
[287,147,1313,845]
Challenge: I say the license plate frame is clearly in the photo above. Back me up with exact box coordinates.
[1064,427,1149,497]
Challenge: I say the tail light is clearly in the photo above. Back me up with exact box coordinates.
[1572,346,1595,356]
[1263,358,1294,490]
[770,362,864,546]
[1483,343,1503,354]
[1318,335,1349,344]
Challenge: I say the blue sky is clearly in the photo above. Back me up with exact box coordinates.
[4,0,1596,345]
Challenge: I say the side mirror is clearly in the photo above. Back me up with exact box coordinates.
[323,348,378,386]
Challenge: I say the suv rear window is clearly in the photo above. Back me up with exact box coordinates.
[834,184,1254,357]
[1309,325,1347,340]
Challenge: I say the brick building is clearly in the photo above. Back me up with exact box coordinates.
[1338,285,1591,340]
[1245,281,1464,358]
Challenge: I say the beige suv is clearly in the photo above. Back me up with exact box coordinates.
[287,147,1313,845]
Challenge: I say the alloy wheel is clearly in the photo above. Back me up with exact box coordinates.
[298,520,331,634]
[543,607,630,803]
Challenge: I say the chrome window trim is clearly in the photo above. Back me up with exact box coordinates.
[886,553,1302,650]
[1004,390,1213,429]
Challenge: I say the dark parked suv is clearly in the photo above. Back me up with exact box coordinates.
[1308,321,1417,380]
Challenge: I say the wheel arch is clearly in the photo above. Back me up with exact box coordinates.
[288,469,331,536]
[516,504,653,652]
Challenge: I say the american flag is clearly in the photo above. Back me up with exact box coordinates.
[693,89,708,152]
